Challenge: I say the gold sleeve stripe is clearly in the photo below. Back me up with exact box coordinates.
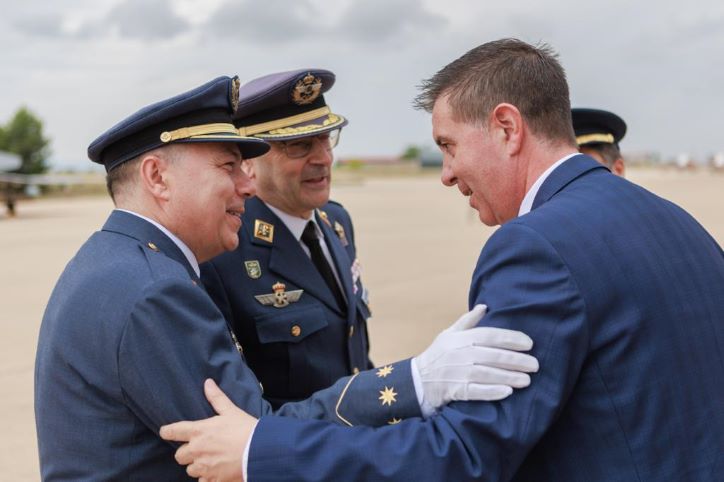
[159,123,244,143]
[238,106,331,136]
[576,133,615,146]
[334,373,359,427]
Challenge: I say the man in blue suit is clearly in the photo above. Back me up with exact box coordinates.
[34,75,540,480]
[163,39,724,481]
[202,69,376,408]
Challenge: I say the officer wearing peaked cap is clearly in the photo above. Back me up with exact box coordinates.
[572,107,627,176]
[201,68,372,407]
[35,75,538,480]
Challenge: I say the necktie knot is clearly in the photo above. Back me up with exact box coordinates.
[301,221,319,245]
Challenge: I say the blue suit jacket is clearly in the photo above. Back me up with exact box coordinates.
[248,155,724,481]
[34,210,419,481]
[202,197,373,408]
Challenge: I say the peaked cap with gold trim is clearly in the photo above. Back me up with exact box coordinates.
[572,108,627,148]
[88,76,270,171]
[235,68,348,141]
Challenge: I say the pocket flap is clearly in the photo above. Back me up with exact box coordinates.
[254,305,329,344]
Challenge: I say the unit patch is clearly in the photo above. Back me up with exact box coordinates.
[244,260,262,279]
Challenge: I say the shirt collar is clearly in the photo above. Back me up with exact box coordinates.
[517,152,579,217]
[115,209,200,277]
[264,202,324,242]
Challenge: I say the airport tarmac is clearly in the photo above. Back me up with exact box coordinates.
[1,168,722,479]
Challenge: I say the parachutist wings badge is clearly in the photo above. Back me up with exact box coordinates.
[255,282,303,308]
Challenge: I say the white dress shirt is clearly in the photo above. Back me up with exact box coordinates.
[517,153,579,217]
[265,202,345,295]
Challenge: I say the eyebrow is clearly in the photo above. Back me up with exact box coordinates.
[434,136,451,146]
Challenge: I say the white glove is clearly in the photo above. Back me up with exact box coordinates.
[413,304,539,415]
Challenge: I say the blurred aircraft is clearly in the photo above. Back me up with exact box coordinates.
[1,151,102,218]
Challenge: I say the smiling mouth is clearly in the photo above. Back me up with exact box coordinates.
[303,175,328,184]
[226,209,243,219]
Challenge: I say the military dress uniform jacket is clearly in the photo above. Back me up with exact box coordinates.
[202,197,374,408]
[246,155,724,481]
[34,210,419,481]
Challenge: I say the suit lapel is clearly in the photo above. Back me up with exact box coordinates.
[102,210,199,281]
[244,198,345,315]
[317,210,353,319]
[532,154,608,211]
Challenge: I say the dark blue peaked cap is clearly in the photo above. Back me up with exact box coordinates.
[572,108,627,147]
[88,76,270,171]
[235,68,348,141]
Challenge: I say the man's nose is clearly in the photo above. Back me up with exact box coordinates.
[309,138,334,165]
[440,161,457,187]
[235,166,256,198]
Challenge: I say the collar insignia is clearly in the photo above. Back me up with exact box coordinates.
[292,73,322,105]
[318,209,332,227]
[255,282,303,308]
[254,219,274,243]
[334,221,348,246]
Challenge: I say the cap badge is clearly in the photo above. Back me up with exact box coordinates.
[244,260,262,279]
[254,219,274,243]
[292,73,322,105]
[334,221,348,247]
[230,76,241,112]
[255,282,303,308]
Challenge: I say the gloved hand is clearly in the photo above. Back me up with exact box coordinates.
[412,304,539,416]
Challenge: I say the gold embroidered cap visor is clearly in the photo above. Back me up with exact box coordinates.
[239,108,348,141]
[234,68,349,142]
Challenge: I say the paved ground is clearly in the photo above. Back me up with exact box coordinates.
[1,168,721,479]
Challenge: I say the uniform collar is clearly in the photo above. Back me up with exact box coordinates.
[518,152,579,217]
[263,202,324,243]
[115,209,200,277]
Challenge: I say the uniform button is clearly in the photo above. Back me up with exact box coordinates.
[352,367,360,374]
[348,325,355,338]
[291,325,301,337]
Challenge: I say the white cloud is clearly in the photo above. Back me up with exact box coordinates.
[2,0,724,168]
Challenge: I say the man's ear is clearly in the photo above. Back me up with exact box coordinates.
[139,153,171,201]
[490,103,523,156]
[612,158,625,177]
[242,159,256,179]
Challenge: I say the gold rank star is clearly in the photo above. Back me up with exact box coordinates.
[376,365,394,378]
[387,417,402,425]
[379,386,397,406]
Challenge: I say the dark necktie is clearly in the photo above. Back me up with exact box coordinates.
[301,221,346,310]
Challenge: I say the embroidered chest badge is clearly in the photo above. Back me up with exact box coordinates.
[255,282,303,308]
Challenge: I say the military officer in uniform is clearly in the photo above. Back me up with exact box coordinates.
[35,75,540,480]
[202,69,375,408]
[572,107,627,176]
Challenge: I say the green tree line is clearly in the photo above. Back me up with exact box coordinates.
[0,107,51,174]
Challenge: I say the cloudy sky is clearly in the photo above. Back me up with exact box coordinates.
[2,0,723,169]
